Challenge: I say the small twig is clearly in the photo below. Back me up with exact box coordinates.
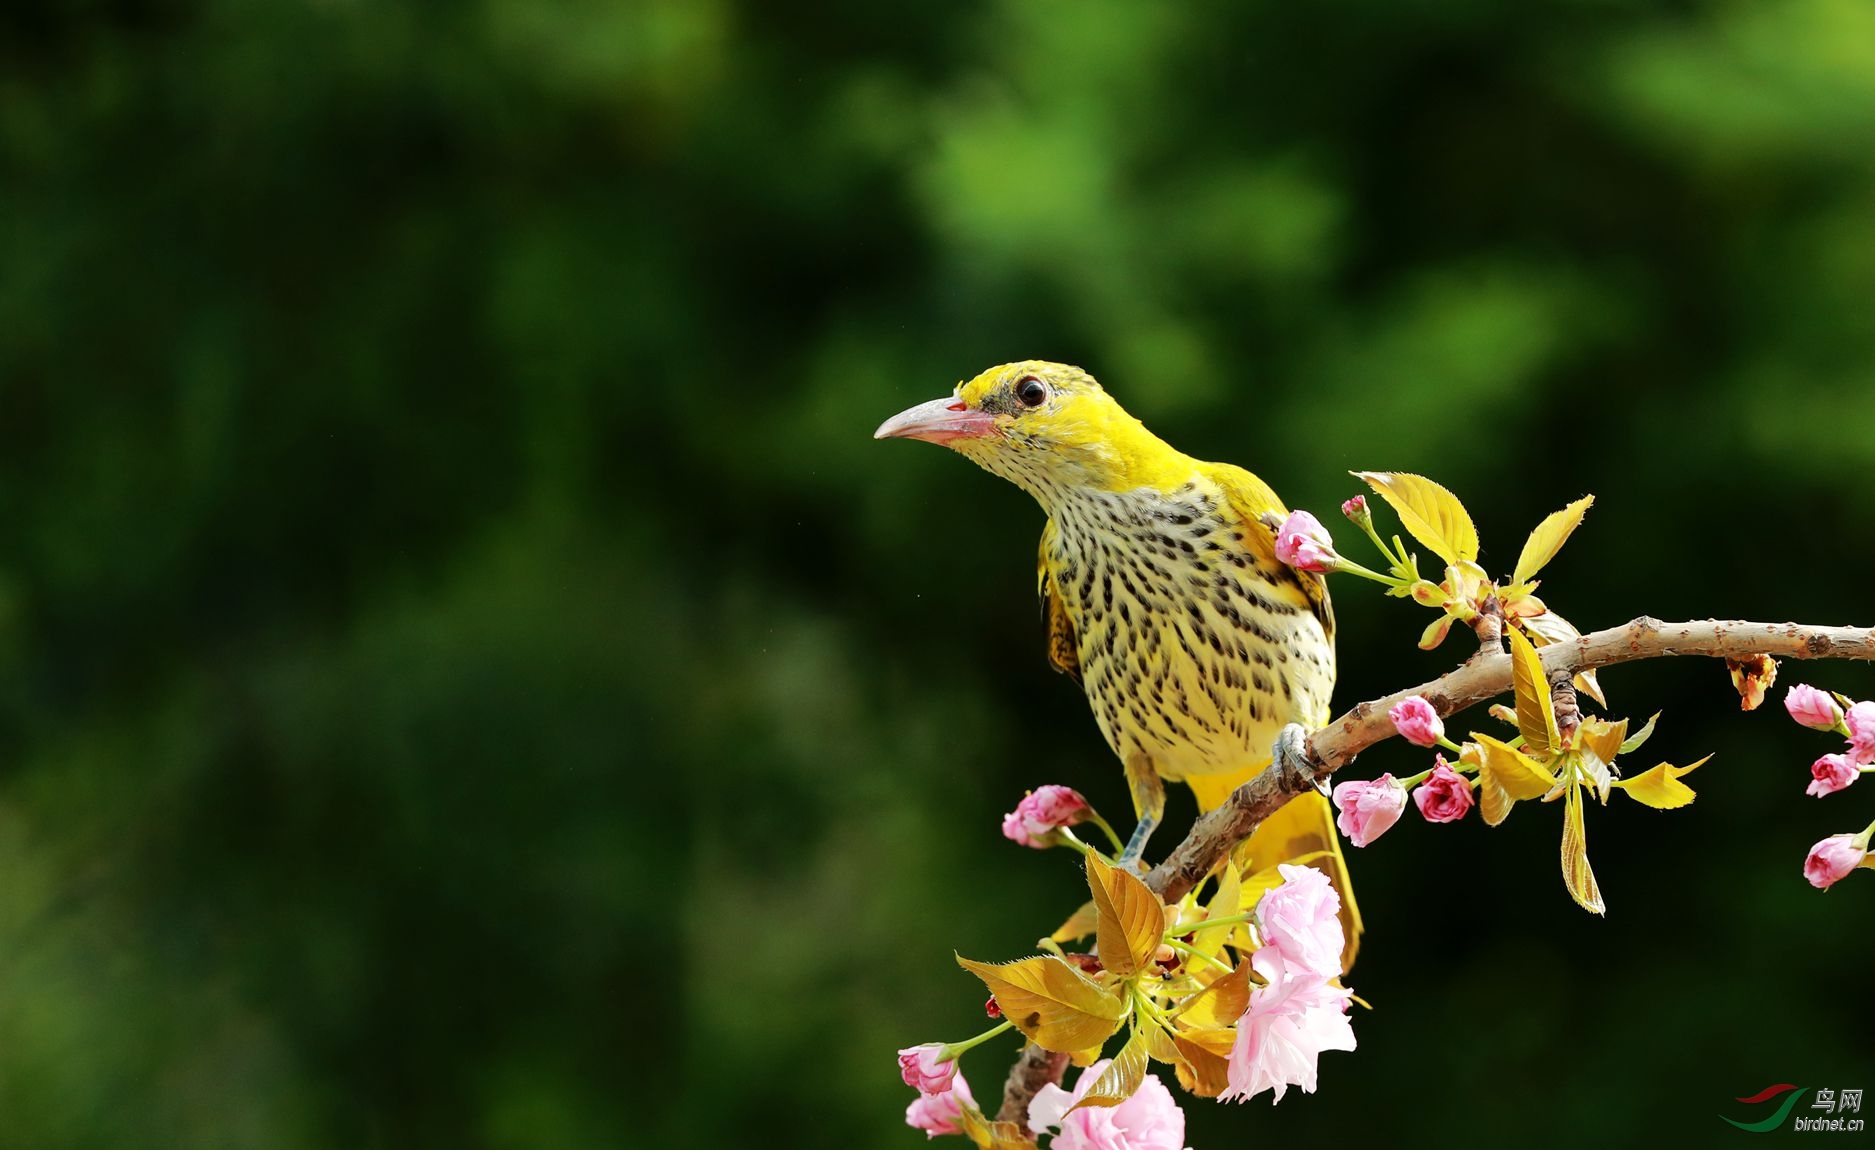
[1468,596,1504,653]
[1550,670,1581,743]
[997,617,1875,1123]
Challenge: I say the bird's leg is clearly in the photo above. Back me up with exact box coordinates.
[1118,753,1166,868]
[1272,723,1324,795]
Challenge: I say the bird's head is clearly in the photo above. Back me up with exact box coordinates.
[874,360,1178,503]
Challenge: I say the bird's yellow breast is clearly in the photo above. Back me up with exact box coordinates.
[1042,473,1335,783]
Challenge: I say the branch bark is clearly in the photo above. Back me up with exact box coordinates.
[998,616,1875,1123]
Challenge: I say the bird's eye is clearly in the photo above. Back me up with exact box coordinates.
[1016,376,1048,408]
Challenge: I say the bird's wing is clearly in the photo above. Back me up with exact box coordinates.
[1205,462,1335,644]
[1037,519,1081,683]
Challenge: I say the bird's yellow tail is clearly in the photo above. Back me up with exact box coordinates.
[1183,765,1261,813]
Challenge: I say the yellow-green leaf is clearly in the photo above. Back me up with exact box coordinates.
[1086,854,1166,978]
[1419,614,1455,650]
[1618,713,1661,755]
[1193,864,1242,958]
[1575,751,1612,804]
[1512,496,1594,585]
[1614,755,1711,810]
[1174,958,1252,1030]
[958,1110,1033,1150]
[1577,717,1626,768]
[982,1122,1033,1150]
[1070,1027,1150,1111]
[1142,1022,1185,1067]
[1507,626,1559,756]
[1354,472,1479,565]
[1575,669,1607,708]
[1519,609,1607,707]
[1050,900,1099,945]
[1560,784,1605,915]
[956,954,1127,1053]
[1577,717,1628,802]
[1472,733,1557,827]
[1171,1029,1235,1098]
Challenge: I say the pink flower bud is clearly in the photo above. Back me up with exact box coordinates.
[1000,785,1090,848]
[1330,774,1406,847]
[898,1043,957,1094]
[1412,758,1475,823]
[1807,753,1859,798]
[1803,834,1868,890]
[1274,511,1338,573]
[1387,696,1444,748]
[1340,495,1371,531]
[904,1070,975,1137]
[1846,701,1875,764]
[1784,684,1844,731]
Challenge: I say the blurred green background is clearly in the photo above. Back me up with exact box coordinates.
[4,0,1875,1146]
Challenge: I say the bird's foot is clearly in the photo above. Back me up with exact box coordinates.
[1272,723,1323,795]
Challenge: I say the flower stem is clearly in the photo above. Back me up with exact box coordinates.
[1085,812,1127,855]
[939,1020,1014,1061]
[1332,558,1404,587]
[1164,938,1235,975]
[1173,910,1255,936]
[1357,514,1402,566]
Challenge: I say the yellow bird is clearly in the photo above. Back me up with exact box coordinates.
[877,361,1359,953]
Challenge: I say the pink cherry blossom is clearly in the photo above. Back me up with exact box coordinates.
[1027,1060,1189,1150]
[1254,863,1345,979]
[898,1043,957,1094]
[905,1069,975,1138]
[1274,511,1337,573]
[1807,753,1859,798]
[1001,785,1090,848]
[1413,758,1475,823]
[1331,774,1406,847]
[1219,970,1357,1104]
[1804,835,1868,890]
[1847,702,1875,764]
[1784,684,1844,731]
[1387,696,1444,748]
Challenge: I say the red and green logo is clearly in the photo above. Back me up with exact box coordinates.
[1724,1083,1866,1132]
[1723,1084,1808,1132]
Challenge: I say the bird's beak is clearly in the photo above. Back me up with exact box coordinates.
[873,397,998,446]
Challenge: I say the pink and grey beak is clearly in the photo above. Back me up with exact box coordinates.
[874,397,998,446]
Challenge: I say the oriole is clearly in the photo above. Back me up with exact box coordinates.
[878,361,1359,956]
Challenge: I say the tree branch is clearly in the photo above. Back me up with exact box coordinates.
[998,616,1875,1124]
[996,1046,1069,1124]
